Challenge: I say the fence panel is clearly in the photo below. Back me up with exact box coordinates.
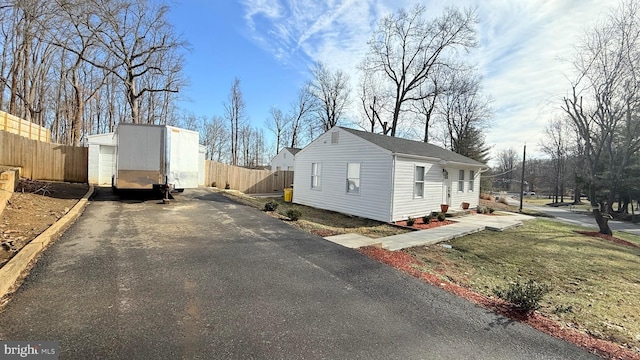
[0,111,50,142]
[0,130,87,183]
[204,160,294,194]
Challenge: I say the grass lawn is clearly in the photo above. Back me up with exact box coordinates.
[221,191,410,239]
[406,219,640,351]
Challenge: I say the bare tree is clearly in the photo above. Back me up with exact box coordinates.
[358,67,392,134]
[265,106,290,154]
[81,0,186,124]
[224,77,245,166]
[201,115,228,162]
[540,118,570,203]
[437,67,492,159]
[562,0,640,235]
[309,61,350,131]
[361,5,478,137]
[496,147,520,191]
[286,83,315,148]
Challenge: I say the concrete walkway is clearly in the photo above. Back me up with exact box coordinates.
[324,212,536,251]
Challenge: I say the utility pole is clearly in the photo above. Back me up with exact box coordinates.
[519,143,526,213]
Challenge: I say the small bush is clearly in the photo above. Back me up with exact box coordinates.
[422,215,432,224]
[493,279,551,313]
[264,200,279,211]
[477,206,486,214]
[225,182,230,189]
[406,216,415,226]
[211,181,217,188]
[286,208,302,221]
[437,212,446,222]
[480,193,494,201]
[488,207,495,214]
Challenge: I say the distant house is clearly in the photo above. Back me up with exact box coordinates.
[270,147,301,171]
[292,126,487,223]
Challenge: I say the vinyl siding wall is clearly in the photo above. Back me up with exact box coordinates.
[270,150,295,171]
[293,129,393,223]
[449,166,482,209]
[391,157,444,222]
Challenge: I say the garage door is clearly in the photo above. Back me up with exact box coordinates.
[99,146,116,185]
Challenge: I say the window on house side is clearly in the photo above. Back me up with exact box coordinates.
[346,163,360,194]
[331,132,339,144]
[415,166,425,198]
[469,170,475,192]
[311,163,321,189]
[458,170,465,192]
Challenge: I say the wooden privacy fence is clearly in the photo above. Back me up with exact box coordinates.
[0,130,87,183]
[1,111,50,142]
[204,160,294,194]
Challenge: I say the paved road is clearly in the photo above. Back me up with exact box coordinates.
[0,188,598,359]
[509,197,640,235]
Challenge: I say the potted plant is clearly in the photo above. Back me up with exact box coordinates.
[440,204,449,213]
[461,202,470,210]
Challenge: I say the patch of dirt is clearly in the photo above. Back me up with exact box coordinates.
[357,246,640,360]
[575,230,640,248]
[1,179,88,267]
[395,219,456,229]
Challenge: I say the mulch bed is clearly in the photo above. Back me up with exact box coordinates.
[395,219,455,230]
[575,231,640,248]
[357,246,640,360]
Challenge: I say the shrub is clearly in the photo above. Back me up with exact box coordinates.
[211,181,217,188]
[422,215,432,224]
[224,182,230,189]
[264,200,279,211]
[286,208,302,221]
[493,279,551,313]
[488,207,495,214]
[437,212,446,222]
[480,193,494,201]
[406,216,415,226]
[477,206,486,214]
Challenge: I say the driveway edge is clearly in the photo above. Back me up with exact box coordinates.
[0,185,94,303]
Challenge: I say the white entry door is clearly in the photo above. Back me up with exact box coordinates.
[99,146,116,185]
[442,171,451,205]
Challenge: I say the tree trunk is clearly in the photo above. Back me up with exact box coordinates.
[590,186,612,235]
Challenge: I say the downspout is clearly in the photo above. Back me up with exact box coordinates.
[389,154,396,222]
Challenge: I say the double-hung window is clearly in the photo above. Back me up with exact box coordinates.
[346,163,360,194]
[414,166,425,198]
[458,170,465,192]
[311,163,321,189]
[469,170,475,192]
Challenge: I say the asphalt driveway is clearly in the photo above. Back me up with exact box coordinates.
[0,188,598,359]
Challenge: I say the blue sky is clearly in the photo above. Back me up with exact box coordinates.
[168,0,615,164]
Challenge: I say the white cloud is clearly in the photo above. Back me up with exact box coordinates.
[240,0,617,164]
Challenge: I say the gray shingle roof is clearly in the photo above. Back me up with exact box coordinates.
[338,127,486,167]
[285,147,302,155]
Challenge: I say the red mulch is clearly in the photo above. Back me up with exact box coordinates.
[575,231,640,248]
[357,246,640,360]
[395,219,455,229]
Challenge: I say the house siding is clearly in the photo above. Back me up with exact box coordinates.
[449,166,482,209]
[293,129,393,223]
[270,150,295,171]
[391,157,445,222]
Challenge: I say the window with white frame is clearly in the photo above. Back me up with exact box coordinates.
[346,163,360,194]
[469,170,475,192]
[458,170,465,192]
[311,163,321,189]
[414,166,425,198]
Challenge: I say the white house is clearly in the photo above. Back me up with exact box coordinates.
[270,147,301,171]
[292,126,487,223]
[87,132,117,185]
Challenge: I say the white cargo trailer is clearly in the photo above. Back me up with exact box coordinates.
[113,124,200,194]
